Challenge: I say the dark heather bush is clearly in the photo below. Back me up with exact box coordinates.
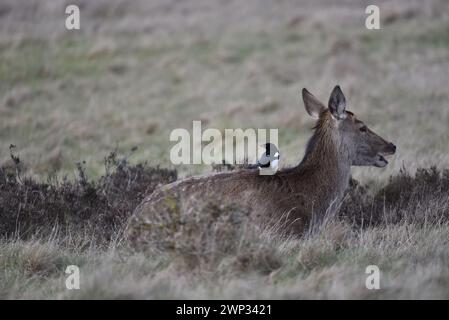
[340,167,449,227]
[0,150,177,245]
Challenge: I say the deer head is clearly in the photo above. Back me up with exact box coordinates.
[302,85,396,168]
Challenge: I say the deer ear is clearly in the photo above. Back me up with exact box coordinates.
[302,88,326,119]
[328,85,347,119]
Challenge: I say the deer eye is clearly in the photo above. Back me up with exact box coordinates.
[359,126,367,132]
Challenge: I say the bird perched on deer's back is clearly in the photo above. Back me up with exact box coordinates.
[247,143,280,170]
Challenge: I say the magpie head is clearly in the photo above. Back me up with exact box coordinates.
[261,143,279,156]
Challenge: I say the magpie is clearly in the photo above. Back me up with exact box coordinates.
[248,143,280,170]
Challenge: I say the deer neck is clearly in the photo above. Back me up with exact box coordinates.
[295,126,352,198]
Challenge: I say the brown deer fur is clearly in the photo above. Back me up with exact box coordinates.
[129,86,396,236]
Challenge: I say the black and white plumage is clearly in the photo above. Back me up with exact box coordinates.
[247,143,280,170]
[258,143,280,169]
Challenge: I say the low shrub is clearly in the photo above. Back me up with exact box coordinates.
[0,148,177,246]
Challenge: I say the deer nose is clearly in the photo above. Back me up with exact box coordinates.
[389,143,396,153]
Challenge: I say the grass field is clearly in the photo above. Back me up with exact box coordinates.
[1,0,449,299]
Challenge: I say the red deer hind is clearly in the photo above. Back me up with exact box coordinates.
[128,85,396,240]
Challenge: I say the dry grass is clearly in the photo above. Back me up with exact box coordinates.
[0,0,449,299]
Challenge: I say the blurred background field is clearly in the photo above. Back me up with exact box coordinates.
[0,0,448,180]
